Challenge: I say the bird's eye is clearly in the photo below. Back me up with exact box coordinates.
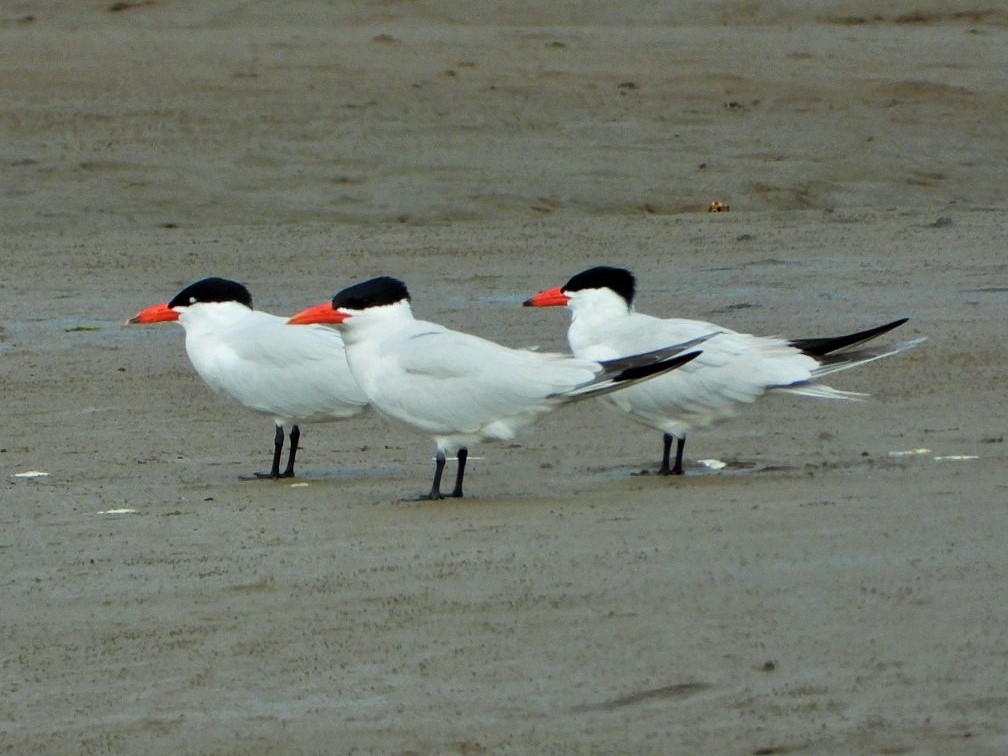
[189,296,197,304]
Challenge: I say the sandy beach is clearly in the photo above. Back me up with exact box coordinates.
[2,2,1007,753]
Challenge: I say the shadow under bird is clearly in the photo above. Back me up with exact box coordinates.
[287,276,709,499]
[128,277,368,478]
[524,266,924,475]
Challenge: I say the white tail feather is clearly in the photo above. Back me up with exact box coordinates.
[810,337,926,379]
[777,384,867,400]
[776,337,925,400]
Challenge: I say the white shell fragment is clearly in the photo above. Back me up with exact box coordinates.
[13,470,49,478]
[887,449,979,462]
[698,459,727,470]
[97,508,138,515]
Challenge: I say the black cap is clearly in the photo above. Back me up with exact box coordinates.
[332,276,411,311]
[167,277,253,309]
[563,266,636,305]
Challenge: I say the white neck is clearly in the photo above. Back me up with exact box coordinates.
[566,288,632,350]
[339,299,415,347]
[177,301,256,336]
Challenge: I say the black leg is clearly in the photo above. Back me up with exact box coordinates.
[280,424,300,478]
[658,433,685,476]
[672,436,685,475]
[658,433,674,475]
[255,424,285,479]
[423,448,447,500]
[451,447,468,498]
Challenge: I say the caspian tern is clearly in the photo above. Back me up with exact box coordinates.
[128,277,368,478]
[524,266,924,475]
[287,276,707,499]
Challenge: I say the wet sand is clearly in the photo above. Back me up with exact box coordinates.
[2,3,1007,754]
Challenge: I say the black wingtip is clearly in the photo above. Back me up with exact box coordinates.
[611,350,702,383]
[790,318,909,357]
